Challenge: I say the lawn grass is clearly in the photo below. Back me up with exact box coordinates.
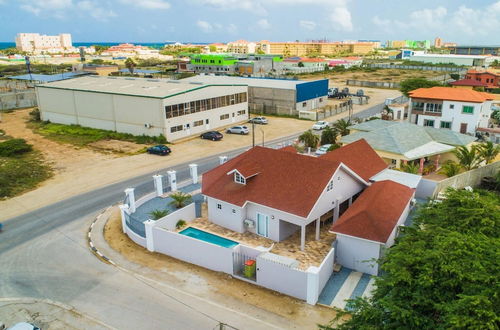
[0,150,53,199]
[29,121,167,147]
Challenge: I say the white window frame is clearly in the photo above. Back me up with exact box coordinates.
[234,172,246,184]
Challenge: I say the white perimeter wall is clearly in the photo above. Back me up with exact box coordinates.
[154,203,196,231]
[336,234,380,276]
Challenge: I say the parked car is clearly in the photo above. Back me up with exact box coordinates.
[201,131,223,141]
[312,121,329,130]
[226,125,249,134]
[8,323,40,330]
[248,116,268,125]
[147,144,171,156]
[315,144,332,156]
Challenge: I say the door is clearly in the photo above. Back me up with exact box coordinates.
[256,213,269,237]
[460,123,467,134]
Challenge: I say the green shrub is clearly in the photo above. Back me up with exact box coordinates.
[149,209,169,220]
[176,219,186,229]
[29,108,41,122]
[0,139,33,157]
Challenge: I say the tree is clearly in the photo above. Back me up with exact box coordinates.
[401,161,419,174]
[322,188,500,330]
[209,45,217,52]
[298,61,304,67]
[438,160,461,177]
[169,191,192,209]
[149,209,169,220]
[332,119,351,137]
[400,78,442,97]
[449,73,460,81]
[477,141,500,164]
[298,130,319,149]
[327,144,340,152]
[93,45,110,54]
[125,57,136,74]
[453,145,481,170]
[320,126,336,145]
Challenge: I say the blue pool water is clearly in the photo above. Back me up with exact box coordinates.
[179,227,239,248]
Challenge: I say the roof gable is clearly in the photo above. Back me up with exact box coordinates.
[330,180,414,243]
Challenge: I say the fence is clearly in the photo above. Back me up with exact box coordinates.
[346,80,401,89]
[0,90,37,110]
[154,203,196,231]
[367,63,466,72]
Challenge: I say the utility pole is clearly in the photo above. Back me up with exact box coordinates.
[252,120,255,147]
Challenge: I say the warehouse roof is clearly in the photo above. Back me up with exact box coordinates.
[35,76,246,99]
[182,74,313,90]
[9,72,89,83]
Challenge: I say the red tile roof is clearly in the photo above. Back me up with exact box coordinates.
[450,79,488,87]
[330,180,414,243]
[231,159,261,178]
[202,146,345,218]
[279,146,298,153]
[319,139,388,181]
[409,86,494,103]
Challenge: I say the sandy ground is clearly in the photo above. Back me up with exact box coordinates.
[103,207,344,328]
[0,89,401,221]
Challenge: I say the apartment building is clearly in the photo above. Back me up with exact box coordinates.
[465,69,500,90]
[408,87,494,134]
[257,40,375,56]
[16,33,72,53]
[227,40,257,54]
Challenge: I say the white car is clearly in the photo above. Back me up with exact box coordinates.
[249,116,268,125]
[226,125,249,134]
[312,121,329,130]
[315,144,332,156]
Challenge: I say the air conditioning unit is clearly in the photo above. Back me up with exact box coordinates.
[243,219,255,228]
[144,123,152,128]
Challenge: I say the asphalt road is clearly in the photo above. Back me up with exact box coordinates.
[0,103,387,328]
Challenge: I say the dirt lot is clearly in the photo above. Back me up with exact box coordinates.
[300,68,445,84]
[104,208,344,328]
[0,89,400,221]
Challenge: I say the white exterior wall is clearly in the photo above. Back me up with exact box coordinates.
[207,197,246,233]
[37,84,248,141]
[335,234,381,275]
[296,96,327,112]
[385,198,412,247]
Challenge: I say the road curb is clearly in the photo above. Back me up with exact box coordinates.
[87,206,116,265]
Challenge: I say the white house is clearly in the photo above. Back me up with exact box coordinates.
[409,87,494,134]
[202,140,389,251]
[329,180,415,275]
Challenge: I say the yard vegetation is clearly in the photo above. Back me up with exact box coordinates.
[322,188,500,329]
[0,138,52,199]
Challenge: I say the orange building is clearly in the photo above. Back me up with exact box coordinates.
[465,69,500,89]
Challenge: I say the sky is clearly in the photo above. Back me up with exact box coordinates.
[0,0,499,44]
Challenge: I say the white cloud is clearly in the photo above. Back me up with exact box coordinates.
[119,0,170,10]
[299,20,316,30]
[192,0,267,15]
[372,15,390,27]
[329,7,352,31]
[197,20,214,33]
[227,23,238,34]
[77,1,116,21]
[20,0,73,17]
[409,6,447,26]
[257,18,271,30]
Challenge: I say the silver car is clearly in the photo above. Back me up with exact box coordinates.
[226,125,249,134]
[249,116,268,124]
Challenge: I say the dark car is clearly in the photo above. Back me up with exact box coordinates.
[201,131,223,141]
[147,144,171,156]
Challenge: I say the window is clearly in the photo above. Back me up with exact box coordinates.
[206,119,209,124]
[319,98,323,102]
[220,114,230,120]
[440,121,452,129]
[234,172,246,184]
[426,103,442,113]
[217,204,222,209]
[170,125,183,133]
[412,102,425,111]
[193,120,203,127]
[423,119,435,127]
[232,209,236,214]
[449,104,455,109]
[462,106,474,114]
[327,180,334,191]
[237,110,246,116]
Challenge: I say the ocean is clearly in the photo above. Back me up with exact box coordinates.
[0,41,210,50]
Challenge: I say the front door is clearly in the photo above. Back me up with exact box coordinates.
[460,123,467,134]
[256,213,269,237]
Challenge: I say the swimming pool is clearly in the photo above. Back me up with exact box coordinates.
[179,227,239,248]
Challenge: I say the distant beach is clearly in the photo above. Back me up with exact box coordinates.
[0,41,210,50]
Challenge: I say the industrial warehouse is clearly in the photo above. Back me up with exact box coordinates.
[181,75,328,116]
[35,76,249,141]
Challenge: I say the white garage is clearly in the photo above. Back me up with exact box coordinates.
[36,76,249,142]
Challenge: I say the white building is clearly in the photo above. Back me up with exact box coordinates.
[409,87,494,134]
[227,40,257,54]
[36,76,248,141]
[16,33,73,53]
[408,53,496,67]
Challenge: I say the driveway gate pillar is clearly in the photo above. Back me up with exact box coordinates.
[153,174,163,196]
[124,188,136,213]
[219,156,228,164]
[189,164,198,184]
[167,170,177,191]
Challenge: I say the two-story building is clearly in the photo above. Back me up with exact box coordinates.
[465,69,500,90]
[408,87,494,134]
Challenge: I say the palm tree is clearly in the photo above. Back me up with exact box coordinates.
[169,191,192,209]
[125,57,136,74]
[320,126,336,145]
[453,145,481,171]
[439,160,461,178]
[149,209,169,220]
[401,162,419,174]
[477,141,500,164]
[332,119,351,136]
[298,130,319,149]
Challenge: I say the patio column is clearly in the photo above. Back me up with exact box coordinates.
[348,196,353,207]
[434,154,441,170]
[153,174,163,196]
[301,225,306,251]
[419,157,425,174]
[395,158,401,169]
[167,170,177,191]
[403,159,408,165]
[124,188,136,213]
[315,218,320,241]
[189,164,198,184]
[219,156,227,164]
[333,199,340,222]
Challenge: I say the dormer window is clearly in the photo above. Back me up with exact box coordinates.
[235,172,246,184]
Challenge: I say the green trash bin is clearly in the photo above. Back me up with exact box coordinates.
[244,259,256,278]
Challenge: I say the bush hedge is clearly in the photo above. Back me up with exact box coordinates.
[0,138,33,157]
